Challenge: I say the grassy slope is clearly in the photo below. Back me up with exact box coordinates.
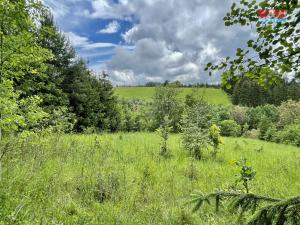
[1,133,299,224]
[115,87,231,105]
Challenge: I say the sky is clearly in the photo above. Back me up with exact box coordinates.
[44,0,256,85]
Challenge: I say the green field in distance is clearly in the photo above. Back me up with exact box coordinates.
[115,87,231,105]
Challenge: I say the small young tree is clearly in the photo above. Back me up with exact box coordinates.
[233,158,256,193]
[158,116,172,157]
[209,124,222,157]
[190,159,300,224]
[181,100,213,160]
[151,86,183,132]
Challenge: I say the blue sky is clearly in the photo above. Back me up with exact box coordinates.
[44,0,255,85]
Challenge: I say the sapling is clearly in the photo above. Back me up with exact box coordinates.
[158,116,172,157]
[189,159,300,224]
[233,157,256,193]
[209,124,222,157]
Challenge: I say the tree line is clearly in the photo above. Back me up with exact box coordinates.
[0,0,119,136]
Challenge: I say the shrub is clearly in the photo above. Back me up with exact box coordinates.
[181,124,209,160]
[264,125,278,142]
[243,129,260,139]
[209,124,222,157]
[213,105,232,124]
[258,117,274,140]
[231,106,248,126]
[278,100,300,128]
[219,120,241,137]
[151,86,184,132]
[277,120,300,146]
[46,107,76,133]
[247,104,279,129]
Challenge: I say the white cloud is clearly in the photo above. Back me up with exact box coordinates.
[44,0,89,19]
[65,32,90,47]
[87,0,253,84]
[97,20,121,34]
[85,0,133,19]
[65,32,124,50]
[47,0,255,84]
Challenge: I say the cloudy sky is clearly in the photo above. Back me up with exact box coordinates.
[44,0,255,85]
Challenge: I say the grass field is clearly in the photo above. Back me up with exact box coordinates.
[115,87,231,105]
[1,133,299,224]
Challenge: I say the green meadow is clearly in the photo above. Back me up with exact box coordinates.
[1,133,299,224]
[115,87,231,105]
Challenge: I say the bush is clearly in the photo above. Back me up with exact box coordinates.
[278,100,300,128]
[219,120,241,137]
[258,118,274,140]
[264,124,278,142]
[243,129,260,139]
[277,120,300,146]
[231,106,248,126]
[151,86,184,132]
[247,105,279,129]
[213,105,232,124]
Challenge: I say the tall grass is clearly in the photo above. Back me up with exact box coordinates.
[0,133,299,224]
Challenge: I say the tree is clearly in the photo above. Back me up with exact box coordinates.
[0,0,51,179]
[33,10,73,110]
[158,116,172,157]
[62,60,118,131]
[181,100,214,160]
[231,75,300,106]
[206,0,300,88]
[151,86,183,132]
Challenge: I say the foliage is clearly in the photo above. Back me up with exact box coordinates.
[157,116,172,157]
[232,77,268,107]
[219,120,241,137]
[181,120,209,160]
[247,104,279,129]
[62,62,119,131]
[190,192,279,213]
[206,0,300,87]
[277,120,300,147]
[116,99,148,132]
[151,86,184,132]
[243,129,260,140]
[190,157,299,224]
[248,197,300,225]
[231,105,248,126]
[233,158,256,193]
[278,100,300,128]
[209,124,222,157]
[230,76,300,107]
[264,124,278,142]
[213,105,232,124]
[0,80,47,135]
[191,191,300,225]
[45,106,76,133]
[257,117,274,140]
[181,100,214,159]
[0,80,24,135]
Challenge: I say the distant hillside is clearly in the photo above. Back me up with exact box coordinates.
[114,87,231,105]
